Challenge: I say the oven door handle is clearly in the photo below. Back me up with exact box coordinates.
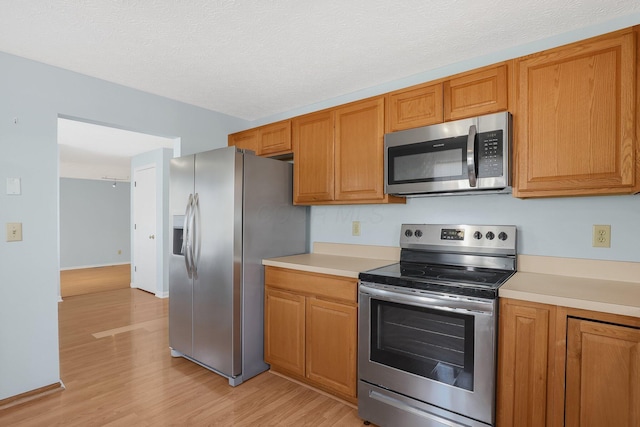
[359,283,494,315]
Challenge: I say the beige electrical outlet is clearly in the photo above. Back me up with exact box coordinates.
[592,224,611,248]
[352,221,361,236]
[6,222,22,242]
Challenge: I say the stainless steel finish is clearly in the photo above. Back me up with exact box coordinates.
[358,281,498,425]
[169,147,308,386]
[467,124,478,187]
[400,224,517,257]
[358,223,517,426]
[192,193,201,278]
[384,111,511,196]
[169,155,195,359]
[359,382,489,427]
[360,282,495,315]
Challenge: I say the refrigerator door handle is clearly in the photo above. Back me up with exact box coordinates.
[183,194,194,278]
[191,193,201,279]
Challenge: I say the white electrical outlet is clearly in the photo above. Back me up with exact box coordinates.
[352,221,361,236]
[592,224,611,248]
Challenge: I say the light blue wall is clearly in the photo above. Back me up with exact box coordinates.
[131,148,173,297]
[310,194,640,262]
[0,52,247,400]
[59,178,131,268]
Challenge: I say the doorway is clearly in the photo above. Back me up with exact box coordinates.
[57,116,178,299]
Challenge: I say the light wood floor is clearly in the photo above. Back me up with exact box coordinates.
[0,288,365,426]
[60,264,131,297]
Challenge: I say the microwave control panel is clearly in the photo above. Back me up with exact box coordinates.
[477,130,503,178]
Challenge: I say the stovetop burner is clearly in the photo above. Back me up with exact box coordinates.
[359,224,517,299]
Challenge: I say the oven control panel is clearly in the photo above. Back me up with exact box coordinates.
[400,224,517,255]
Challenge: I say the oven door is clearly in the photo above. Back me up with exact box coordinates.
[358,282,498,425]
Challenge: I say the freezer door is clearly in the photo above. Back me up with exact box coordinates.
[169,155,195,357]
[192,147,243,377]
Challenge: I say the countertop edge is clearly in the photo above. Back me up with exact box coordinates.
[499,288,640,318]
[262,259,361,279]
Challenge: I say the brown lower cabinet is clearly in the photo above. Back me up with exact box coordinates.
[264,266,358,403]
[497,298,640,427]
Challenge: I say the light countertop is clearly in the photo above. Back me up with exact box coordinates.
[264,245,640,318]
[500,255,640,317]
[262,242,399,278]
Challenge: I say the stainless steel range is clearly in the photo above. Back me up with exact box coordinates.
[358,224,517,427]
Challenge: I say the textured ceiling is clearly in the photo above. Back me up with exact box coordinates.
[2,1,639,122]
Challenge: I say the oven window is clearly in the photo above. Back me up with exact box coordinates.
[370,299,475,391]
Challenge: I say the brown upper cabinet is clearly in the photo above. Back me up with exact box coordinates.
[513,27,639,198]
[228,128,259,153]
[293,96,403,205]
[258,120,292,156]
[387,82,444,131]
[444,64,509,121]
[228,119,292,157]
[387,63,509,132]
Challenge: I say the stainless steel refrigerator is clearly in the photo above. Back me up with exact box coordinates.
[169,146,308,386]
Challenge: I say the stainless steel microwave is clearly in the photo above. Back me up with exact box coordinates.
[384,111,512,196]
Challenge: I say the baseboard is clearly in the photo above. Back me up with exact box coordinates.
[0,382,64,411]
[155,291,169,299]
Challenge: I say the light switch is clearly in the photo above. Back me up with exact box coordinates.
[6,223,22,242]
[6,178,21,195]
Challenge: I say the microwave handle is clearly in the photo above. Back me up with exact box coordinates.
[467,124,478,187]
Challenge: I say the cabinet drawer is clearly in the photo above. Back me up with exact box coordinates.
[264,266,357,303]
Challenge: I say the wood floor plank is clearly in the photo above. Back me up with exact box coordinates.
[60,264,131,297]
[0,288,367,426]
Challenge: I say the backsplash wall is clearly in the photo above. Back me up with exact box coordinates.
[310,193,640,262]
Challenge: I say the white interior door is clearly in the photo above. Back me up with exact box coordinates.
[133,165,157,294]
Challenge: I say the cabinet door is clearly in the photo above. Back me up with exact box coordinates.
[259,120,292,156]
[444,64,508,121]
[497,299,554,427]
[292,110,335,203]
[228,129,259,153]
[565,318,640,427]
[334,97,385,201]
[305,297,357,398]
[514,29,638,197]
[387,83,443,131]
[264,288,305,376]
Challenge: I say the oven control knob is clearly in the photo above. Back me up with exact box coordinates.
[414,230,423,238]
[498,232,508,241]
[404,229,413,237]
[473,231,483,240]
[486,231,495,240]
